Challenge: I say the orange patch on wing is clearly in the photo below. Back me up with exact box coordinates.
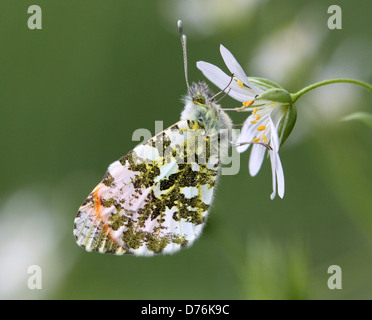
[93,186,103,218]
[92,184,117,243]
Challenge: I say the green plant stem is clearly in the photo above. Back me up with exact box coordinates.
[290,79,372,103]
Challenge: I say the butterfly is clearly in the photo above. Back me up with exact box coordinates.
[73,21,241,256]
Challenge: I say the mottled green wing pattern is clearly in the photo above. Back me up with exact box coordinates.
[74,120,220,256]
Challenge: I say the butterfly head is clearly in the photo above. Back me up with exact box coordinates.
[181,81,233,135]
[189,81,214,105]
[177,21,233,134]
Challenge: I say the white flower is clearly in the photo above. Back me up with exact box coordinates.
[237,103,286,200]
[197,45,296,199]
[197,45,263,102]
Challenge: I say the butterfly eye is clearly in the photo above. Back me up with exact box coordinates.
[193,94,206,105]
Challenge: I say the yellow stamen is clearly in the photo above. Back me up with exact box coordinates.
[252,137,260,143]
[237,79,243,88]
[235,100,255,111]
[255,114,261,120]
[250,120,258,124]
[243,100,254,107]
[262,134,268,144]
[257,125,266,131]
[253,107,258,114]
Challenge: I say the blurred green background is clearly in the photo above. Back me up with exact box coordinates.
[1,0,371,300]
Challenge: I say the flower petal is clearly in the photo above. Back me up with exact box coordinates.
[249,143,266,176]
[268,114,280,152]
[196,61,230,88]
[268,145,285,199]
[270,103,287,127]
[269,150,277,200]
[275,153,285,198]
[220,45,249,84]
[236,115,260,153]
[220,45,262,94]
[197,61,256,102]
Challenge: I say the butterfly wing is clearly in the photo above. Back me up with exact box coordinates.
[74,120,220,256]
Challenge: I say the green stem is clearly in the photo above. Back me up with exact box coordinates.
[290,78,372,103]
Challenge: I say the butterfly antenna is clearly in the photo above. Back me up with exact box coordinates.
[234,141,272,151]
[211,73,234,102]
[178,20,191,94]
